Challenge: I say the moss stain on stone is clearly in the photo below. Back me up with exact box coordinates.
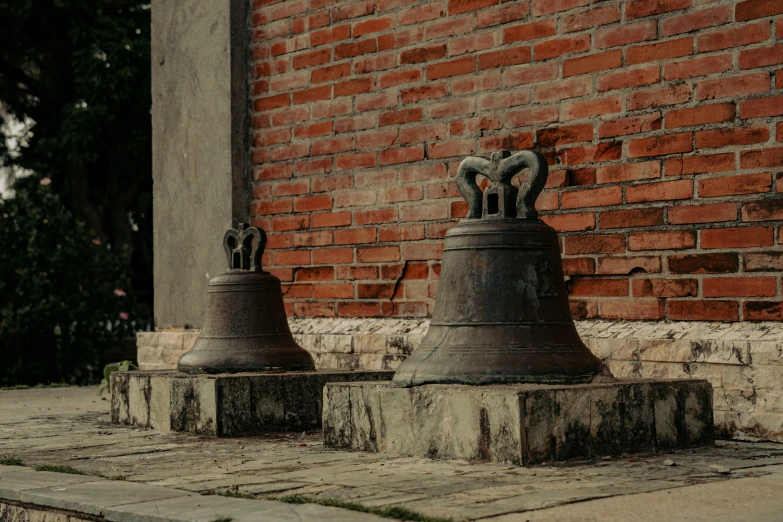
[171,379,202,433]
[476,407,492,461]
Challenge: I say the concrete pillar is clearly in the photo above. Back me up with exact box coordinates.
[151,0,249,329]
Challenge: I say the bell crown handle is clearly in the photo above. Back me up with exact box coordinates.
[223,224,267,271]
[455,150,548,220]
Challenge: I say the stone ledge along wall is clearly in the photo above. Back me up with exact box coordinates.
[249,0,783,321]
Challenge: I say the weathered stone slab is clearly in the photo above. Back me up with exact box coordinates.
[18,480,189,516]
[112,369,394,436]
[105,495,387,522]
[0,471,382,522]
[0,469,96,502]
[1,502,94,522]
[323,379,714,465]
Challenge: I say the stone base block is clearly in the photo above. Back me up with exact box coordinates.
[111,369,394,436]
[323,379,714,465]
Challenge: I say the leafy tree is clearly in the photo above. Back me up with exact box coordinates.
[0,0,153,316]
[0,176,134,386]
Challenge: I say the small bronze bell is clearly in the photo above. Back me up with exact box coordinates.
[393,150,601,387]
[177,224,315,374]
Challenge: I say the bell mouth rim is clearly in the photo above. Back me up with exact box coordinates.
[176,351,316,374]
[176,364,316,375]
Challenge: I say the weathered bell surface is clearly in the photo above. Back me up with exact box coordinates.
[393,150,601,387]
[177,224,315,374]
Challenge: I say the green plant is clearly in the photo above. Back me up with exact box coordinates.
[99,360,138,396]
[0,177,136,386]
[33,463,103,477]
[218,487,257,500]
[0,455,24,466]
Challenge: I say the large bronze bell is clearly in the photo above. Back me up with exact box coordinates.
[393,150,601,387]
[177,224,315,374]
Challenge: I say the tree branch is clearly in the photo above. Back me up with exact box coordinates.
[68,160,107,243]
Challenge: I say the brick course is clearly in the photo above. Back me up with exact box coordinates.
[250,0,783,321]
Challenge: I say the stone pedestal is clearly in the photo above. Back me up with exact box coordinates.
[323,379,714,465]
[111,369,393,436]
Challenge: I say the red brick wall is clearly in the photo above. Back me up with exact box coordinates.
[249,0,783,321]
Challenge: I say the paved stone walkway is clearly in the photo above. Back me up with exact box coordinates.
[2,387,783,521]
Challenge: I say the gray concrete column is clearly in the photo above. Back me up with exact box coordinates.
[151,0,249,328]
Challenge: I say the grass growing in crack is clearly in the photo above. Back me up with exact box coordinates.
[210,518,233,522]
[10,460,118,479]
[219,489,257,500]
[270,494,454,522]
[34,464,103,477]
[203,489,452,522]
[0,455,25,466]
[203,487,257,500]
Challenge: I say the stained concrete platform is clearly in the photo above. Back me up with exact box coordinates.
[324,379,714,465]
[111,369,394,436]
[3,386,783,521]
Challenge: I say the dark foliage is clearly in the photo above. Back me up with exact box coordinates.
[0,176,134,386]
[0,0,153,319]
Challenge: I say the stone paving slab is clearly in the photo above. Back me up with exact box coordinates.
[1,502,95,522]
[0,466,382,521]
[17,479,189,516]
[105,494,386,522]
[0,467,97,501]
[3,387,783,521]
[488,474,783,522]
